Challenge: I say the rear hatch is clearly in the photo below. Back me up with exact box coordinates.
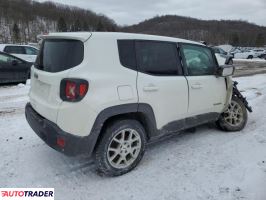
[29,33,90,123]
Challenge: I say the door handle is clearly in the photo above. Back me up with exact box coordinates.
[191,83,202,89]
[143,85,159,92]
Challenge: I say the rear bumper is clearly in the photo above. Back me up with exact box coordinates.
[25,103,93,156]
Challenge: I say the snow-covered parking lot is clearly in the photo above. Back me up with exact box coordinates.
[1,74,266,200]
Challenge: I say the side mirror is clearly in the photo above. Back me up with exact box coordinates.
[11,60,18,66]
[216,65,235,77]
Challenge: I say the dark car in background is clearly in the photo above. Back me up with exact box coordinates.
[0,44,39,63]
[0,51,33,84]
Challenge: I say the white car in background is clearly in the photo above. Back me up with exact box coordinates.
[0,44,39,62]
[233,50,257,59]
[212,47,233,65]
[215,53,227,65]
[253,49,266,58]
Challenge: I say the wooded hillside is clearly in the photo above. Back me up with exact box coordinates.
[0,0,117,43]
[122,15,266,47]
[0,1,265,47]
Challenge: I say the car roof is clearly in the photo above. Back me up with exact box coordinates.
[41,32,203,45]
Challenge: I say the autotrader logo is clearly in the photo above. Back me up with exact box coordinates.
[0,188,54,200]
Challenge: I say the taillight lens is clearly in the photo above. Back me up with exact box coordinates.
[57,137,65,148]
[65,81,77,100]
[79,83,88,97]
[60,79,88,102]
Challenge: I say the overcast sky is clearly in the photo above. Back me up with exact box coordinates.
[37,0,266,26]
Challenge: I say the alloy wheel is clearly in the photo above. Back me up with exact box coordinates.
[107,128,142,169]
[223,100,244,127]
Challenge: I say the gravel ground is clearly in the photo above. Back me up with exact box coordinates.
[234,59,266,77]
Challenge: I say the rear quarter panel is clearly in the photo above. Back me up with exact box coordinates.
[56,35,139,137]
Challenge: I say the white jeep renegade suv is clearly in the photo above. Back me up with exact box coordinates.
[25,32,251,176]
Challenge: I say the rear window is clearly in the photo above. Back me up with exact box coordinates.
[35,39,84,72]
[4,46,25,54]
[117,40,137,70]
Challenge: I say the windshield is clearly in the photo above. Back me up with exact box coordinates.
[219,48,227,54]
[35,39,84,72]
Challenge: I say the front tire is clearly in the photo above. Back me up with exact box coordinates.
[95,119,146,176]
[217,96,248,132]
[247,55,253,59]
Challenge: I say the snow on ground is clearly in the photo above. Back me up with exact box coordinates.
[0,75,266,200]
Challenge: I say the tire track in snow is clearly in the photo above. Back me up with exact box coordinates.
[0,85,29,116]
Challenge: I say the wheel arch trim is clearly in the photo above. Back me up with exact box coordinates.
[88,103,157,155]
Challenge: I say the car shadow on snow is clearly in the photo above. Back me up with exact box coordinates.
[40,122,231,177]
[147,123,221,149]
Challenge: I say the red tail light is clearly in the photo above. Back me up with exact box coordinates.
[65,81,77,100]
[79,83,88,97]
[57,137,65,148]
[60,79,88,102]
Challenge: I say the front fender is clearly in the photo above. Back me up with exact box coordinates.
[223,76,233,111]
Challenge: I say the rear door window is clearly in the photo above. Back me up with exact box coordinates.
[135,41,181,76]
[35,39,84,73]
[4,46,25,54]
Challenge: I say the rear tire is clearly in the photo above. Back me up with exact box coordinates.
[95,119,146,176]
[217,96,248,132]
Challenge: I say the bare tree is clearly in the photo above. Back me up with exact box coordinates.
[12,23,20,43]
